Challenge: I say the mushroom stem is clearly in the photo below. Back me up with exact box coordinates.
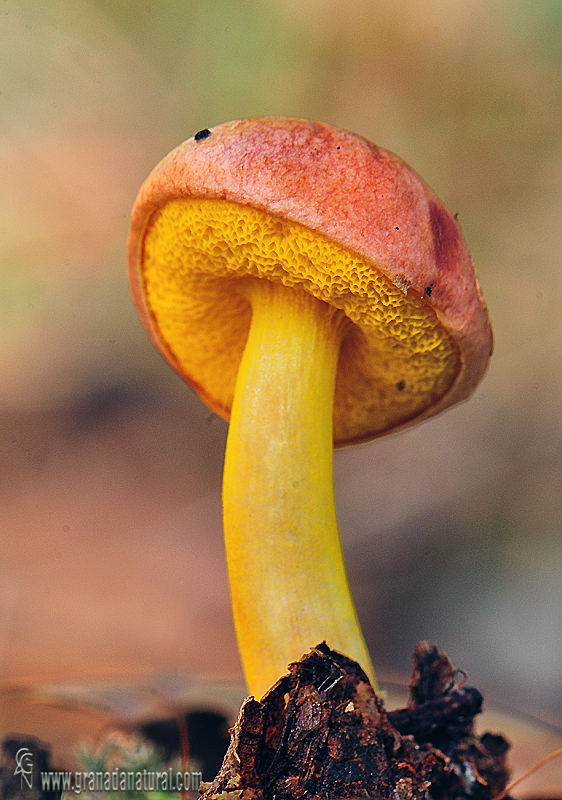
[223,277,376,699]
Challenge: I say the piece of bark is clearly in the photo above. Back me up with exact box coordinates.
[202,642,509,800]
[389,643,510,800]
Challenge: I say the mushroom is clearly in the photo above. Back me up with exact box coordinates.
[128,117,492,700]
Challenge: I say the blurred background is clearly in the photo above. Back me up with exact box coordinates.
[1,0,562,786]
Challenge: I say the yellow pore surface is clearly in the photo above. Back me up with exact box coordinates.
[141,197,460,444]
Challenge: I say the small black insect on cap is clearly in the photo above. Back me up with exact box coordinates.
[194,128,212,141]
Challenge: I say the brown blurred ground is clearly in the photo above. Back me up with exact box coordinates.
[1,0,562,790]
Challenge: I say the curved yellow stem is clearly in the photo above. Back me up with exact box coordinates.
[223,278,376,699]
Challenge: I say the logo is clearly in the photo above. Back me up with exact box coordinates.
[14,746,34,790]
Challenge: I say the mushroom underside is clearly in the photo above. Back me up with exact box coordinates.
[139,196,462,445]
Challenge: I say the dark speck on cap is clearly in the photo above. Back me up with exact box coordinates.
[194,128,212,141]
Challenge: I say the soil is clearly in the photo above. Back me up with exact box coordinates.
[201,642,511,800]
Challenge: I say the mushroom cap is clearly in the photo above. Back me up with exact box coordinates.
[128,117,492,445]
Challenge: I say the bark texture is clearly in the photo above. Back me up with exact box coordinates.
[201,642,510,800]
